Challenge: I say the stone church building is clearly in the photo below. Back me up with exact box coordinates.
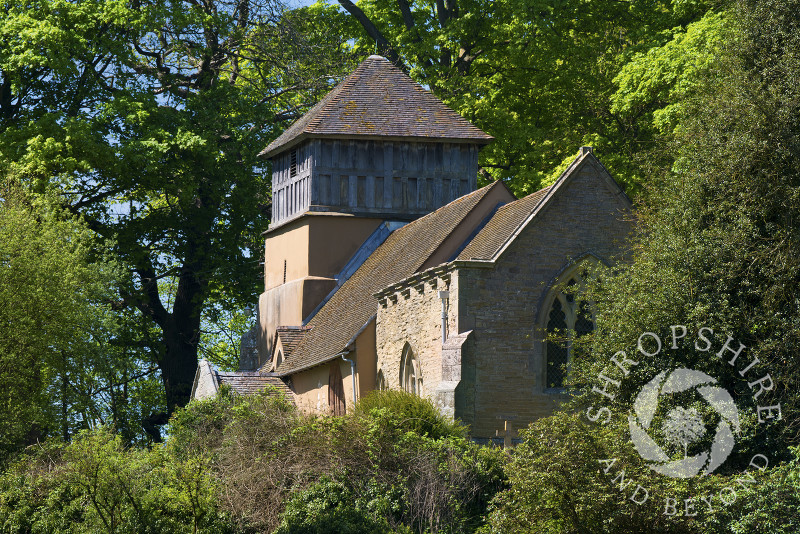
[192,55,632,440]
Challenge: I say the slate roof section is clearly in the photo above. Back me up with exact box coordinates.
[216,371,294,399]
[273,182,503,375]
[456,186,551,261]
[259,55,493,158]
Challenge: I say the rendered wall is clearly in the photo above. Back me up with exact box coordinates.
[287,321,374,414]
[256,215,382,365]
[263,215,381,291]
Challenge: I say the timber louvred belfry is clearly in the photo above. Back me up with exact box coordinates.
[192,55,633,442]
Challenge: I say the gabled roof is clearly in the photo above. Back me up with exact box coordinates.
[192,359,293,400]
[274,326,311,359]
[272,182,505,375]
[458,148,631,262]
[259,55,493,158]
[457,186,551,261]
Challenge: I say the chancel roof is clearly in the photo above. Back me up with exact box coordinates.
[259,55,493,158]
[456,186,551,261]
[459,149,630,262]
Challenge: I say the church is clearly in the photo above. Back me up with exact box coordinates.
[192,55,633,441]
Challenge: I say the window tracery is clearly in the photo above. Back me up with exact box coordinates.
[400,344,423,396]
[544,272,595,389]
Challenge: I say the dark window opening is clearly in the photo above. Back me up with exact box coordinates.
[290,149,298,177]
[545,273,595,389]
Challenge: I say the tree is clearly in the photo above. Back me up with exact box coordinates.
[571,0,800,458]
[662,407,706,459]
[0,181,124,459]
[338,0,717,194]
[479,413,711,534]
[0,0,356,437]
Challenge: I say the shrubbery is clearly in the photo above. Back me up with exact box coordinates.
[3,386,800,533]
[0,388,505,533]
[0,428,233,533]
[480,413,800,534]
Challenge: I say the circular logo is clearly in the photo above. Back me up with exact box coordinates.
[628,368,740,478]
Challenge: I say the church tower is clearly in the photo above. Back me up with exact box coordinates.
[247,55,493,368]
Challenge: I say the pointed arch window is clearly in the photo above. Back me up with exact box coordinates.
[376,369,388,391]
[400,344,423,396]
[544,273,595,389]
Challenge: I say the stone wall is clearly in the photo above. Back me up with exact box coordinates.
[374,158,631,438]
[456,158,632,437]
[376,269,458,399]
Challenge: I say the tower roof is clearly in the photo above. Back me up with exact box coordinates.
[259,55,493,158]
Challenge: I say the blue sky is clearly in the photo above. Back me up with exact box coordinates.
[287,0,326,7]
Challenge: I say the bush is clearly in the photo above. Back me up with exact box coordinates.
[0,428,233,534]
[354,390,467,440]
[0,390,505,533]
[165,388,505,533]
[274,477,399,534]
[479,412,740,534]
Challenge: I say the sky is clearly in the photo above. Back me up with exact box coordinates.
[287,0,326,7]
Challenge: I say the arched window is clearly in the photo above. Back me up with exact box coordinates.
[376,369,388,391]
[276,350,284,368]
[399,344,423,396]
[544,273,594,389]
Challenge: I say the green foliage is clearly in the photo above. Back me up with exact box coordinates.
[0,428,233,533]
[0,0,358,424]
[341,0,718,194]
[0,181,141,460]
[477,2,800,531]
[481,411,800,534]
[354,389,467,440]
[568,0,800,461]
[164,389,505,533]
[275,477,398,534]
[709,447,800,533]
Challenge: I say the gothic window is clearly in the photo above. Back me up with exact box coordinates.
[276,350,284,368]
[376,369,387,391]
[400,344,423,396]
[544,273,595,389]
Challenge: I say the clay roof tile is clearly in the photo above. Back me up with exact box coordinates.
[260,55,492,158]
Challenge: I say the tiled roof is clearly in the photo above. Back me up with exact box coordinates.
[457,148,631,262]
[216,371,294,399]
[259,55,493,158]
[273,182,503,375]
[457,186,551,261]
[275,326,311,359]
